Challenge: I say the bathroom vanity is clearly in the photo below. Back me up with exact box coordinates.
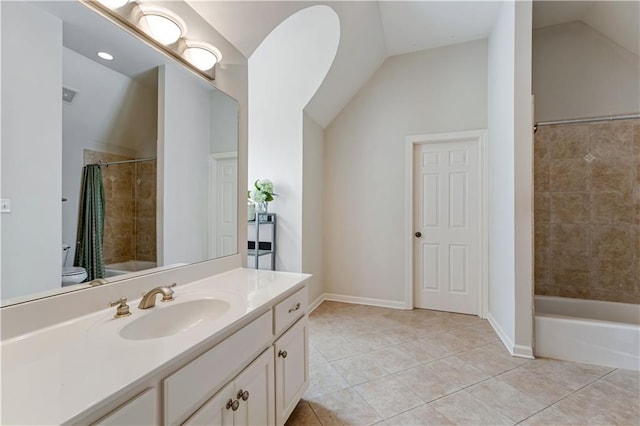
[0,269,310,425]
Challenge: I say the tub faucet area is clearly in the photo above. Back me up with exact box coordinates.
[138,283,177,309]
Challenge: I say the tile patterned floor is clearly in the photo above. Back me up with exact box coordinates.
[285,301,640,426]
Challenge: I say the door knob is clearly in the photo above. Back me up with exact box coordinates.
[415,232,422,238]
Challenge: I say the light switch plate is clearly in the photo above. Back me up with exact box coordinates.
[1,199,11,213]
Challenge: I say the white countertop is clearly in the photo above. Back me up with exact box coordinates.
[0,268,310,425]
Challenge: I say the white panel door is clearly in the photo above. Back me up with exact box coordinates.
[209,155,238,258]
[414,139,480,314]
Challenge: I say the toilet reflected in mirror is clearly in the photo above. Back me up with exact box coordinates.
[61,244,87,286]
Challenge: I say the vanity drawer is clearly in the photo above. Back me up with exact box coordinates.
[273,287,307,336]
[163,311,273,425]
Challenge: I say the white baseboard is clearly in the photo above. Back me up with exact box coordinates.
[487,312,515,355]
[487,312,535,359]
[308,294,325,314]
[323,293,407,310]
[513,344,535,359]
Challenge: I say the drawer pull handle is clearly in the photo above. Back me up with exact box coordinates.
[288,303,301,313]
[238,389,250,401]
[226,399,239,411]
[278,350,288,359]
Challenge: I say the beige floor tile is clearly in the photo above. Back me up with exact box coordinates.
[345,330,395,352]
[285,400,322,426]
[394,364,462,402]
[601,368,640,394]
[354,375,424,419]
[519,406,599,426]
[331,353,389,386]
[522,358,613,390]
[467,378,546,423]
[305,362,350,399]
[553,380,640,425]
[428,391,513,425]
[445,324,498,347]
[395,338,451,364]
[312,336,363,361]
[457,345,529,376]
[497,367,574,406]
[306,301,638,426]
[366,346,422,374]
[381,325,427,344]
[419,316,467,333]
[309,343,328,367]
[379,404,454,425]
[424,356,490,388]
[307,388,381,426]
[420,332,478,353]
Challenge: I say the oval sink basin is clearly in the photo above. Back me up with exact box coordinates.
[120,299,230,340]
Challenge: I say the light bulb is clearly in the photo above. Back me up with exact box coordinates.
[183,46,220,71]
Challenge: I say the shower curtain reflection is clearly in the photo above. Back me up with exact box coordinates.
[74,164,105,281]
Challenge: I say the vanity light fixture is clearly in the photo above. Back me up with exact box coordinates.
[97,51,114,60]
[136,5,186,45]
[96,0,130,9]
[182,41,221,71]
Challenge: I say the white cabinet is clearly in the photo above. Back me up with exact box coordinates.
[274,318,309,425]
[184,347,275,426]
[164,312,273,425]
[88,284,308,426]
[95,388,158,425]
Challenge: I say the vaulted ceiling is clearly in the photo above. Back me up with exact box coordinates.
[187,1,502,128]
[187,1,638,129]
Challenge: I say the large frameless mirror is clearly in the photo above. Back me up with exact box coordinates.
[0,0,238,306]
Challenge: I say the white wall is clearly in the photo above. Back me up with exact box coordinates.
[487,0,533,358]
[159,63,212,265]
[0,2,62,299]
[302,112,325,304]
[248,5,339,273]
[324,40,488,304]
[210,89,238,154]
[62,48,157,263]
[533,21,640,121]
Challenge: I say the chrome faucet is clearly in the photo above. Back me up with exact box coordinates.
[138,283,177,309]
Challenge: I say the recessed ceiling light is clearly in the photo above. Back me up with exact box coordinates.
[183,42,221,71]
[97,0,130,9]
[97,51,114,61]
[136,7,185,45]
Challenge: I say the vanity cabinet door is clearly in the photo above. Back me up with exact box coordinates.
[234,346,275,426]
[95,387,158,425]
[184,347,274,426]
[274,317,308,425]
[182,382,234,426]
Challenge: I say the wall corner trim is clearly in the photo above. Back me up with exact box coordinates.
[308,293,326,314]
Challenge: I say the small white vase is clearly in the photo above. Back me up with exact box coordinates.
[256,201,268,213]
[247,203,256,221]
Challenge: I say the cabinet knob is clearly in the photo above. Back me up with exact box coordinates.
[288,303,301,313]
[415,232,422,238]
[237,389,249,401]
[226,399,239,411]
[278,350,288,359]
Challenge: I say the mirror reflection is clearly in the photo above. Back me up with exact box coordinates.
[1,0,238,305]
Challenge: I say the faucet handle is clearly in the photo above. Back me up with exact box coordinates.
[109,297,131,318]
[162,283,177,302]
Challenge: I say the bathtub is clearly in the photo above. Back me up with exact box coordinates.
[104,260,157,277]
[535,295,640,370]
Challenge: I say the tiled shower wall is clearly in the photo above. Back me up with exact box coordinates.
[534,119,640,304]
[83,150,156,265]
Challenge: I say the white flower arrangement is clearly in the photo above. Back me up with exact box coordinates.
[249,179,276,203]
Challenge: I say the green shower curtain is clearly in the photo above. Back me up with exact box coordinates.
[74,164,105,281]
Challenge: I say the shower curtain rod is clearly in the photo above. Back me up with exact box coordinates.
[89,157,156,167]
[535,113,640,127]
